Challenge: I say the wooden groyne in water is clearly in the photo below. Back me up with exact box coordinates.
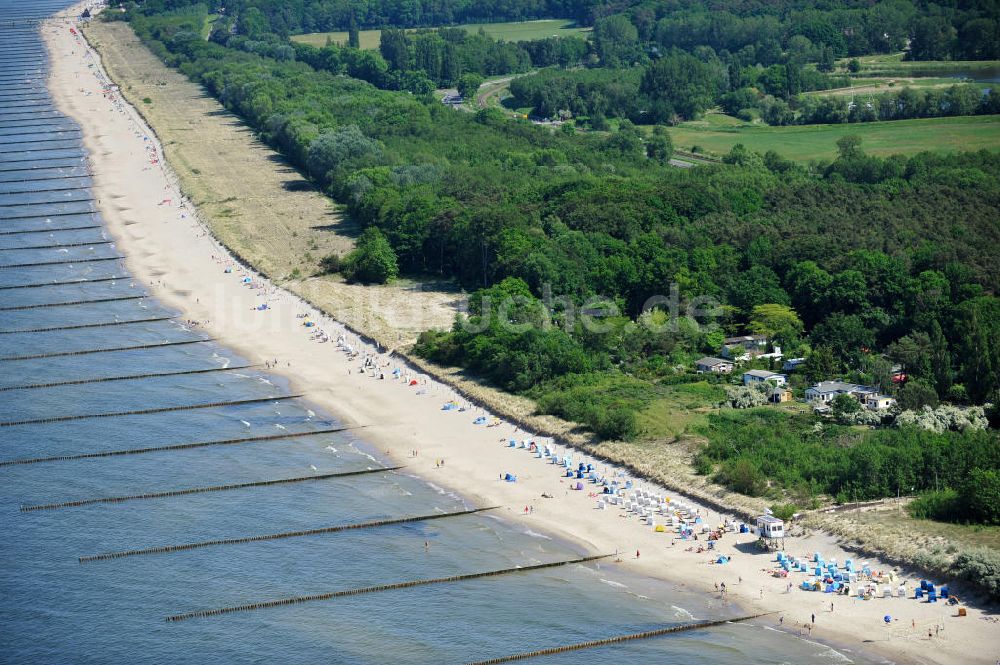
[0,226,100,237]
[0,294,144,311]
[0,191,89,204]
[165,554,612,622]
[0,239,109,251]
[0,315,175,335]
[0,363,260,393]
[0,256,121,269]
[466,613,774,664]
[21,466,401,513]
[80,506,498,562]
[0,426,359,467]
[0,338,208,362]
[0,146,82,157]
[0,174,89,186]
[0,163,84,175]
[0,393,302,428]
[0,156,81,167]
[0,364,257,393]
[0,275,126,290]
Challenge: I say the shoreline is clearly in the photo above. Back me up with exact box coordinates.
[42,6,1000,664]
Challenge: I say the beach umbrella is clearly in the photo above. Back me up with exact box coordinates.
[883,615,891,624]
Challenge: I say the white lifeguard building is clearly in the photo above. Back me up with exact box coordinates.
[756,515,785,539]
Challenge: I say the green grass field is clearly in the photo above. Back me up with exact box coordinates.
[803,76,986,98]
[292,19,588,49]
[666,113,1000,162]
[841,51,1000,74]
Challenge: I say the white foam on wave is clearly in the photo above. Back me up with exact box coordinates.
[815,646,854,663]
[599,578,627,589]
[274,424,286,430]
[257,377,273,386]
[762,630,855,664]
[423,481,463,502]
[671,605,696,620]
[523,529,551,540]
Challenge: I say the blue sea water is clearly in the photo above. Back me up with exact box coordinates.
[0,5,883,664]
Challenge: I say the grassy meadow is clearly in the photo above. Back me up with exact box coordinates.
[666,113,1000,162]
[291,19,588,49]
[842,51,1000,76]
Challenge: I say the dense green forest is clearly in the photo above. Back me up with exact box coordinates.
[159,0,1000,63]
[287,27,588,92]
[184,0,1000,125]
[120,2,1000,523]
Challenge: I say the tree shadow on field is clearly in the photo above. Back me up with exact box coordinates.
[282,179,314,192]
[265,154,298,174]
[311,214,358,238]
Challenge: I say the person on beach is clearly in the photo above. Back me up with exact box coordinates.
[811,613,816,624]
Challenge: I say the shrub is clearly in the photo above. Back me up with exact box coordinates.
[961,468,1000,525]
[594,407,639,440]
[895,404,988,433]
[693,453,713,475]
[716,458,766,496]
[770,503,797,520]
[724,383,769,409]
[341,228,398,284]
[318,253,341,274]
[907,489,960,521]
[897,379,939,411]
[950,547,1000,601]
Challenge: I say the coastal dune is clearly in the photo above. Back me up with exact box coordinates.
[42,6,1000,664]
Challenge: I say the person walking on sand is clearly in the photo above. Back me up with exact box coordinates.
[811,613,815,624]
[830,602,834,612]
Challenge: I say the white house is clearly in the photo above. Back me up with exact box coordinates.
[863,393,896,411]
[695,357,734,374]
[782,357,806,372]
[805,381,894,411]
[805,381,863,403]
[742,369,787,387]
[756,515,785,539]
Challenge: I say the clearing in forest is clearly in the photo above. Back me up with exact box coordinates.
[291,19,588,49]
[666,113,1000,162]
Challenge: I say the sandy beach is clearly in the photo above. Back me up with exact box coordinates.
[40,6,1000,664]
